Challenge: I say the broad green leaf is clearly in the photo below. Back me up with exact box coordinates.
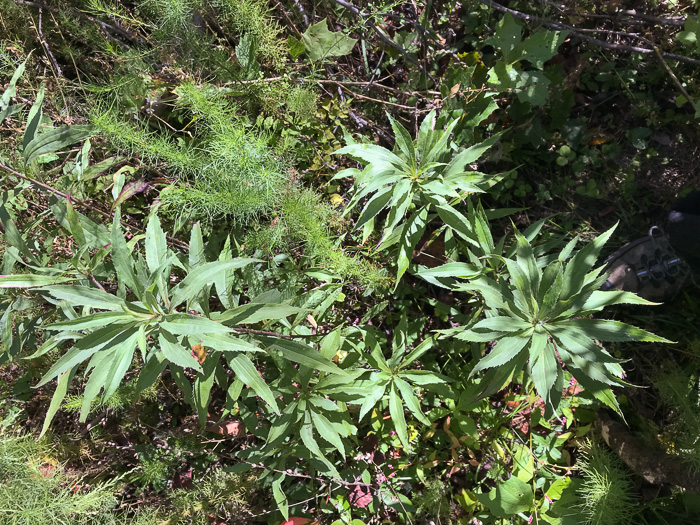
[505,257,536,315]
[80,339,135,422]
[309,395,340,412]
[159,330,202,373]
[389,384,409,450]
[381,179,413,239]
[514,231,540,299]
[470,333,531,377]
[319,329,341,360]
[0,201,37,264]
[302,18,357,61]
[50,199,111,248]
[37,324,139,386]
[267,338,346,376]
[24,125,95,165]
[476,475,533,518]
[311,409,346,457]
[394,376,430,425]
[539,260,564,315]
[580,290,657,312]
[0,55,28,110]
[170,258,259,308]
[40,285,127,310]
[227,354,279,413]
[0,275,75,288]
[485,12,522,63]
[516,30,570,68]
[414,262,481,289]
[555,318,671,343]
[415,110,438,157]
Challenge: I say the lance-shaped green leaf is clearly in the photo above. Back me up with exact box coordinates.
[227,353,279,414]
[194,355,218,424]
[335,143,409,172]
[560,224,616,300]
[40,366,78,437]
[23,84,45,149]
[216,302,302,325]
[0,275,76,288]
[469,334,531,378]
[137,350,168,393]
[80,331,137,422]
[200,332,261,353]
[554,318,672,343]
[396,205,428,284]
[358,377,388,420]
[527,331,559,407]
[44,311,134,331]
[159,329,202,373]
[111,213,144,297]
[160,313,232,336]
[387,113,416,169]
[389,383,410,450]
[299,412,340,476]
[266,338,347,376]
[39,285,127,310]
[310,409,346,458]
[145,214,168,274]
[37,323,139,387]
[24,125,95,165]
[394,376,431,425]
[170,258,259,308]
[442,133,503,180]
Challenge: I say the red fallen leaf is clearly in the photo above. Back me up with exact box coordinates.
[173,467,193,489]
[205,420,245,437]
[349,485,372,508]
[281,518,312,525]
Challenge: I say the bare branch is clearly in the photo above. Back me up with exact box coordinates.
[479,0,700,67]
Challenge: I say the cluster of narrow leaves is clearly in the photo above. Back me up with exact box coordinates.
[441,224,670,414]
[0,205,348,436]
[334,110,502,284]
